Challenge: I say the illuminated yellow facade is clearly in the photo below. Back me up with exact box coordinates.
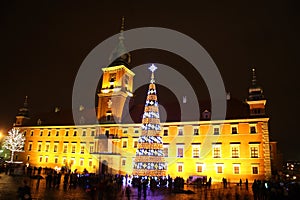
[15,65,272,183]
[15,22,272,183]
[17,117,271,183]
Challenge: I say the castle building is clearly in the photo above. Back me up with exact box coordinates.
[15,20,273,183]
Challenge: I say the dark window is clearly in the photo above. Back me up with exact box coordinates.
[232,127,237,134]
[252,166,258,174]
[214,128,219,135]
[178,129,183,136]
[250,126,256,134]
[163,129,168,136]
[194,129,199,135]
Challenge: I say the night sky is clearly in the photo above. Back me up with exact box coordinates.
[0,1,299,161]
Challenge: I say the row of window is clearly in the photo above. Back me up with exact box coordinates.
[27,155,94,167]
[28,142,95,154]
[120,141,260,159]
[27,130,96,137]
[25,124,257,137]
[175,163,259,175]
[163,126,257,136]
[162,144,260,159]
[121,159,260,175]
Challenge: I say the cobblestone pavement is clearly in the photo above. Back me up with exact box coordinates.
[0,173,90,200]
[0,173,253,200]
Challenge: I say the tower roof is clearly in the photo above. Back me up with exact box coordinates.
[247,68,265,101]
[108,16,131,67]
[17,96,29,118]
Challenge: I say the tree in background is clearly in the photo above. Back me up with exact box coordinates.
[3,128,25,163]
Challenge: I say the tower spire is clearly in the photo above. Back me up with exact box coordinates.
[252,68,257,86]
[246,68,266,117]
[119,16,125,40]
[24,95,28,107]
[120,16,125,33]
[108,16,131,66]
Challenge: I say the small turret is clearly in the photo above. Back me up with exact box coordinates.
[246,69,266,117]
[15,96,30,126]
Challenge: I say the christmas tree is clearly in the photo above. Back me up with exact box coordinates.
[3,128,25,163]
[132,64,166,177]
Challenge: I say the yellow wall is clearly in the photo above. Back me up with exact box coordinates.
[18,118,271,183]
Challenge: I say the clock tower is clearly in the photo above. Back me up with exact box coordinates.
[246,68,266,117]
[97,17,135,123]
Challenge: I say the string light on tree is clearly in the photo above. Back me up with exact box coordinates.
[3,128,25,163]
[132,64,167,177]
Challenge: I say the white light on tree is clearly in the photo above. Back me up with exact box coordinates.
[3,128,25,163]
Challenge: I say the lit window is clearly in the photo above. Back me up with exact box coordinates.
[133,140,138,148]
[196,163,204,172]
[178,128,183,136]
[122,140,128,148]
[177,163,183,172]
[45,156,48,163]
[192,145,200,158]
[89,143,94,153]
[233,164,240,174]
[177,145,184,158]
[71,144,76,153]
[63,143,68,153]
[38,143,42,152]
[163,145,169,157]
[70,158,75,166]
[62,157,66,165]
[45,143,50,152]
[231,145,240,158]
[252,166,259,174]
[80,144,85,154]
[80,159,84,166]
[250,146,259,158]
[54,143,58,152]
[216,164,223,173]
[89,159,93,167]
[122,158,126,166]
[213,144,221,158]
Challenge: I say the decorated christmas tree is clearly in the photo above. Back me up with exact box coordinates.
[132,64,166,177]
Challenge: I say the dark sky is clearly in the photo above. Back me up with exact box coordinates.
[0,1,299,161]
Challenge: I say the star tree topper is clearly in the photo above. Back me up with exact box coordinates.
[149,64,157,83]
